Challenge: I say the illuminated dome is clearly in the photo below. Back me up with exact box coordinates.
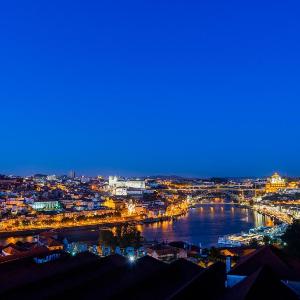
[266,172,286,193]
[269,173,284,184]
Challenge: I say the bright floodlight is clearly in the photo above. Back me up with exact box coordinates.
[129,255,135,262]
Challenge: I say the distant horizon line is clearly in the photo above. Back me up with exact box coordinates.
[1,171,298,179]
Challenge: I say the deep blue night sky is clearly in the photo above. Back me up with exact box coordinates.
[1,0,300,177]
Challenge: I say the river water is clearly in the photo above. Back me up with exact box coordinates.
[137,204,274,247]
[0,205,274,248]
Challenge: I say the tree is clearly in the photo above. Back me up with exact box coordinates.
[249,239,259,248]
[281,220,300,258]
[99,229,116,247]
[119,224,143,248]
[44,219,55,225]
[208,247,222,262]
[99,225,143,248]
[61,217,72,223]
[13,220,20,227]
[76,215,87,222]
[114,211,121,218]
[263,235,271,245]
[21,220,30,227]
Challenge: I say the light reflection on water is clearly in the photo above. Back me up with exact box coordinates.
[139,205,274,247]
[0,205,274,248]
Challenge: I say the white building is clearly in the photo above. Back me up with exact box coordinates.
[114,187,128,196]
[47,175,58,181]
[108,176,145,189]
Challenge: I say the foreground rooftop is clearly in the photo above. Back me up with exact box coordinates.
[0,245,299,299]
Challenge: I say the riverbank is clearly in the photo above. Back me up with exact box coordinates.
[0,220,137,238]
[0,205,273,248]
[0,205,190,238]
[0,204,275,248]
[239,203,292,224]
[0,212,188,238]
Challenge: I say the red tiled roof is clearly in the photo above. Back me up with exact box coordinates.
[0,246,49,264]
[229,245,300,280]
[224,266,298,300]
[2,245,23,256]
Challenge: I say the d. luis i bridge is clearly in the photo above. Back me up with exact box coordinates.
[190,187,264,204]
[162,183,265,204]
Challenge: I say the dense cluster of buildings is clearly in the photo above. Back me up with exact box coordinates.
[0,172,299,231]
[0,173,199,231]
[0,172,300,298]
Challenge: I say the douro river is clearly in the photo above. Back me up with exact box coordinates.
[138,204,274,247]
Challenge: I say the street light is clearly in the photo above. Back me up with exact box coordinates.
[128,255,135,263]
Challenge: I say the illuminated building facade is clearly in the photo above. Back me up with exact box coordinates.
[109,176,146,189]
[31,200,61,211]
[265,173,286,193]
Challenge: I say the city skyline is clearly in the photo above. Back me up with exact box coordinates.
[0,170,298,180]
[1,1,300,176]
[1,2,300,299]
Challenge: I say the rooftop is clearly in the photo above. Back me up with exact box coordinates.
[229,245,300,280]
